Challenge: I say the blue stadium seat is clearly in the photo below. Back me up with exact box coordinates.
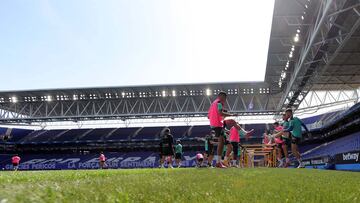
[107,128,139,141]
[302,132,360,159]
[7,128,33,142]
[170,126,189,139]
[134,127,164,140]
[54,129,90,142]
[28,130,64,142]
[79,128,114,141]
[187,126,209,138]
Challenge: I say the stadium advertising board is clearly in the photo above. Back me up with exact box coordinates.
[0,152,200,170]
[334,151,360,164]
[302,156,329,166]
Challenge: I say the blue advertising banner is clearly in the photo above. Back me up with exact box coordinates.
[0,152,204,170]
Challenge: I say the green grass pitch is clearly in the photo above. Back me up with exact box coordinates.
[0,168,359,203]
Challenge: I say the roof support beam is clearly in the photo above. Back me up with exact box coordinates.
[277,0,360,111]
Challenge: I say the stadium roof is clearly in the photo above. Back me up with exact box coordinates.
[265,0,360,110]
[0,82,281,123]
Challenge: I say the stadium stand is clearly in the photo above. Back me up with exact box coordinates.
[302,132,360,160]
[1,124,267,145]
[302,110,344,130]
[296,102,360,171]
[1,102,359,171]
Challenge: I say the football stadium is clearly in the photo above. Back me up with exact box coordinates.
[1,0,360,202]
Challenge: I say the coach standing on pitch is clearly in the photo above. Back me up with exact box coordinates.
[208,91,236,168]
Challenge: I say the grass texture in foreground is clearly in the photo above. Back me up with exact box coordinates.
[0,168,359,203]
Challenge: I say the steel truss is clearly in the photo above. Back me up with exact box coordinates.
[278,0,360,110]
[296,89,359,112]
[0,89,357,125]
[0,94,280,124]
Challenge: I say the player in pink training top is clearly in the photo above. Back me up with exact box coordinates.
[263,130,272,145]
[99,152,107,169]
[273,122,285,167]
[195,153,204,168]
[11,154,21,171]
[229,123,254,167]
[208,91,235,168]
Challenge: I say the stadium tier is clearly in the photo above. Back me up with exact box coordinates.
[302,132,360,160]
[1,125,268,145]
[1,104,359,147]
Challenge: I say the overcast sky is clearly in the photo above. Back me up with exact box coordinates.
[0,0,274,91]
